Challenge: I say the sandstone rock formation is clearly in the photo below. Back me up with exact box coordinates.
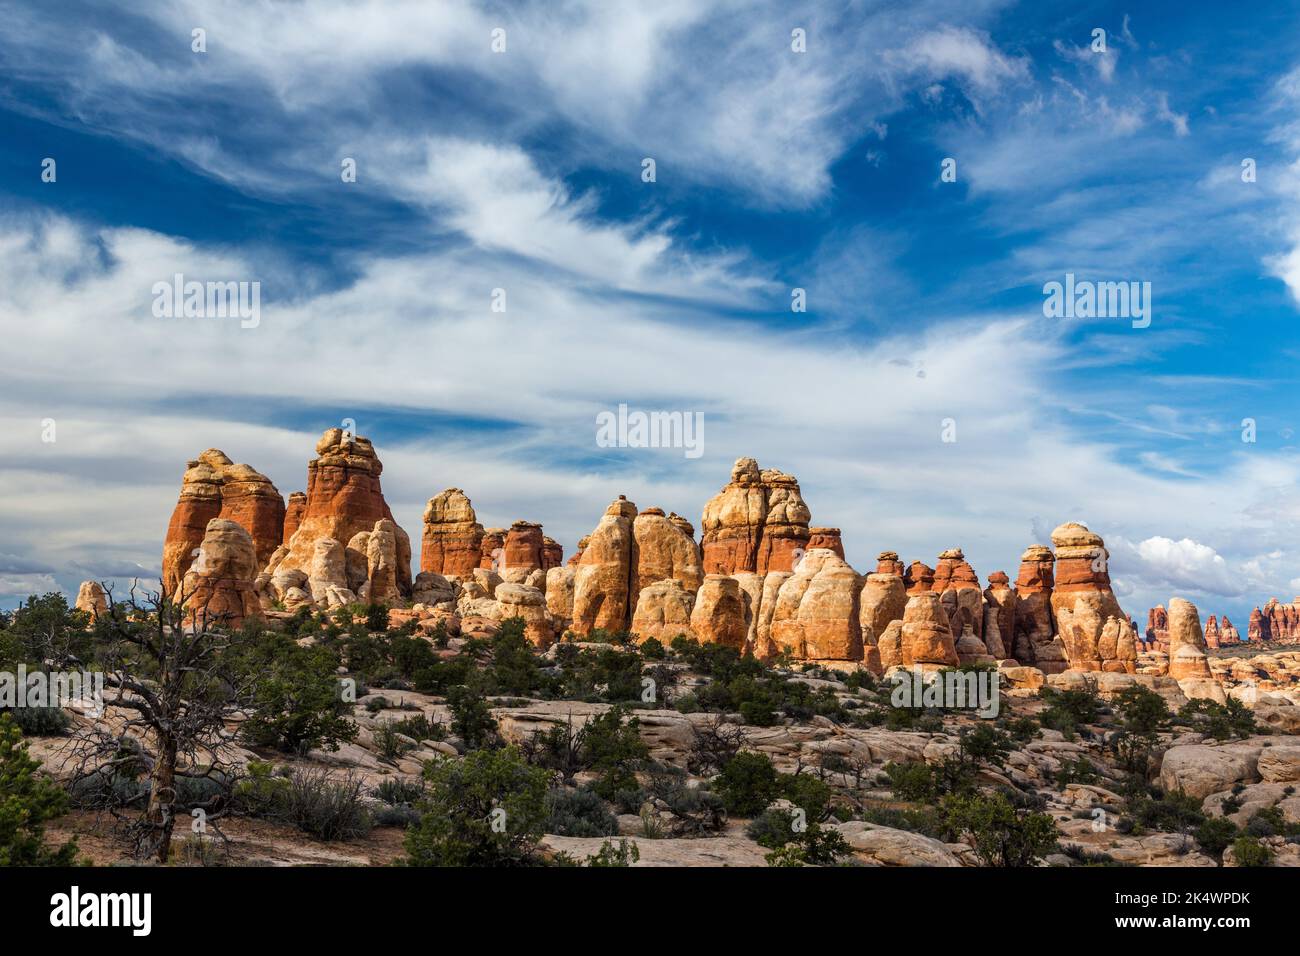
[542,536,563,569]
[630,579,696,644]
[1205,615,1222,649]
[700,458,811,575]
[1049,523,1136,674]
[1167,597,1213,680]
[282,491,307,545]
[805,527,844,559]
[269,429,412,601]
[571,497,637,634]
[983,571,1015,660]
[689,575,748,650]
[1013,545,1068,674]
[420,488,484,578]
[162,450,286,594]
[74,581,108,619]
[176,517,261,626]
[1221,615,1240,644]
[544,566,575,627]
[769,549,862,661]
[503,521,545,577]
[479,529,506,570]
[495,582,552,648]
[899,591,959,669]
[1146,605,1169,648]
[934,548,984,644]
[1249,598,1300,644]
[632,507,703,600]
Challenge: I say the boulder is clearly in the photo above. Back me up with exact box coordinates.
[495,582,552,648]
[1159,744,1261,800]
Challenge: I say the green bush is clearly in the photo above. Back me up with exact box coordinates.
[0,714,79,865]
[234,762,372,840]
[942,791,1058,867]
[1178,698,1257,741]
[1231,835,1274,867]
[713,751,780,817]
[237,635,357,754]
[1,704,71,737]
[405,747,550,866]
[448,681,499,751]
[1193,816,1239,858]
[581,707,650,800]
[587,838,639,866]
[545,787,618,837]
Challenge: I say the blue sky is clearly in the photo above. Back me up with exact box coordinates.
[2,0,1300,631]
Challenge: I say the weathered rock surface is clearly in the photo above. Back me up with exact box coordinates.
[162,449,285,594]
[689,575,748,650]
[1013,545,1068,673]
[176,517,261,626]
[571,497,638,634]
[420,488,484,578]
[769,550,862,660]
[1166,597,1213,680]
[74,581,108,619]
[700,458,811,575]
[631,579,696,644]
[270,429,411,601]
[1049,523,1136,673]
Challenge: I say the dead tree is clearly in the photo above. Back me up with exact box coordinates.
[61,580,255,863]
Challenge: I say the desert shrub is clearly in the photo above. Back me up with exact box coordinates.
[1054,756,1100,789]
[713,751,780,817]
[0,714,79,865]
[747,807,799,847]
[687,716,747,775]
[582,707,650,799]
[374,722,416,764]
[1112,685,1171,735]
[487,619,552,697]
[1038,680,1102,739]
[1177,698,1257,741]
[1231,835,1274,867]
[639,638,665,660]
[234,763,371,841]
[1,593,91,668]
[586,838,640,866]
[238,635,357,754]
[942,791,1058,867]
[364,602,389,632]
[405,747,550,866]
[448,681,499,751]
[1125,788,1205,835]
[644,765,725,835]
[545,787,618,837]
[373,777,424,806]
[857,805,950,840]
[1193,816,1239,858]
[1,704,71,737]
